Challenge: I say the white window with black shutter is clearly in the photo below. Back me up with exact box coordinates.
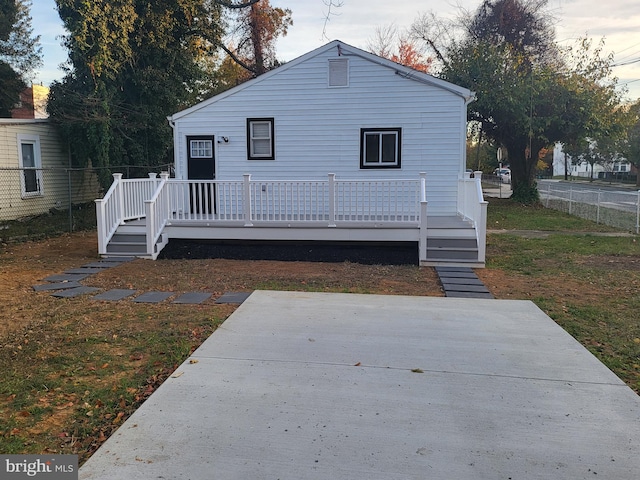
[247,118,274,160]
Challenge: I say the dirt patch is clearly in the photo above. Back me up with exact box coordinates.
[575,255,640,271]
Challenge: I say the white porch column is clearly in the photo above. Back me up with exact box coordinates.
[243,174,253,226]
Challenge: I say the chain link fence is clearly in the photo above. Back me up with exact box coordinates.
[540,182,640,234]
[0,164,173,242]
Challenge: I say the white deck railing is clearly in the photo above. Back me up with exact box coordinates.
[96,173,428,256]
[161,173,425,226]
[458,171,488,263]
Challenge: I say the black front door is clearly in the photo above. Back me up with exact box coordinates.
[187,135,215,214]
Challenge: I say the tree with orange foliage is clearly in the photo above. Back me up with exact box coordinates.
[367,24,432,73]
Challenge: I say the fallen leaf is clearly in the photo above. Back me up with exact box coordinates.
[189,359,199,364]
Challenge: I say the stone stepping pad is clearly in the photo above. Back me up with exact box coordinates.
[33,281,82,292]
[445,291,495,299]
[93,289,138,301]
[43,273,91,282]
[51,287,101,298]
[133,292,174,303]
[215,292,252,304]
[81,262,124,269]
[173,292,212,304]
[64,267,110,274]
[100,256,136,263]
[438,277,486,286]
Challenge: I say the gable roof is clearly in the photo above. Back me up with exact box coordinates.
[168,40,475,122]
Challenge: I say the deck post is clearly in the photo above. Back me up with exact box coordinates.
[419,173,428,263]
[113,173,124,225]
[328,173,336,227]
[145,199,155,256]
[243,174,253,226]
[95,198,107,255]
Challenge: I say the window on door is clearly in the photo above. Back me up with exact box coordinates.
[247,118,274,160]
[190,139,213,158]
[17,134,43,197]
[360,128,402,169]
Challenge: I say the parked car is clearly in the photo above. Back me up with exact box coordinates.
[494,168,511,184]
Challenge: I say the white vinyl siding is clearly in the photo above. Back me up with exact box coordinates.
[171,43,469,215]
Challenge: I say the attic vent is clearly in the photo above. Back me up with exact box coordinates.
[328,58,349,87]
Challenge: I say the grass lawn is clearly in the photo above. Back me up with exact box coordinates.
[0,197,638,463]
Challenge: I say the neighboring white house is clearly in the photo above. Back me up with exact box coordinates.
[0,119,101,221]
[553,143,634,179]
[96,40,487,266]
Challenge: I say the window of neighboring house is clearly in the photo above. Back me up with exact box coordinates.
[190,139,213,158]
[328,58,349,87]
[620,164,627,172]
[247,118,274,160]
[17,134,43,197]
[360,128,402,169]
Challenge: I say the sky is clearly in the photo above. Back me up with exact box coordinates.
[32,0,640,101]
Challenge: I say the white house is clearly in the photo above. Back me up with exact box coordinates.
[553,143,634,179]
[95,40,487,266]
[0,119,100,221]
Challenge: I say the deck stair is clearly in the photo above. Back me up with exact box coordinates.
[423,216,480,267]
[105,220,167,259]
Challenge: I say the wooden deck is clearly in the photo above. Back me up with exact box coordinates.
[96,174,487,267]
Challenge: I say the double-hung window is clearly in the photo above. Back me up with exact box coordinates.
[247,118,274,160]
[360,128,401,169]
[17,134,44,197]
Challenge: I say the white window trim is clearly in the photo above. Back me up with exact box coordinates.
[247,118,274,160]
[189,139,213,158]
[328,58,349,88]
[17,134,44,198]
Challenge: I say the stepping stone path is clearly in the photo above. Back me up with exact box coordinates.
[435,266,494,299]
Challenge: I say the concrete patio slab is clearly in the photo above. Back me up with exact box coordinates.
[80,292,640,480]
[172,292,212,304]
[92,289,137,301]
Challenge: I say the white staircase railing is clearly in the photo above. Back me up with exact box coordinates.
[458,171,488,263]
[95,173,163,255]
